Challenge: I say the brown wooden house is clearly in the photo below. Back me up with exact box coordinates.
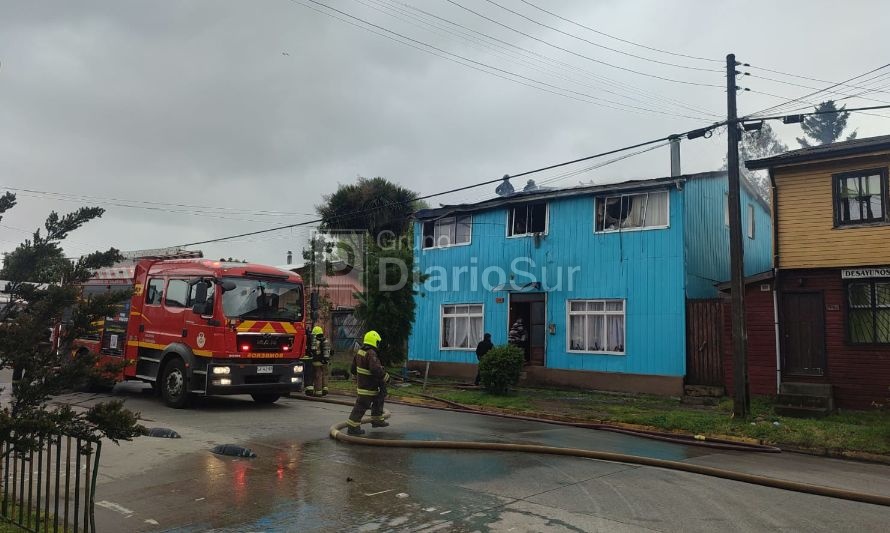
[744,134,890,409]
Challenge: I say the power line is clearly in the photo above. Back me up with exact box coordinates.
[745,73,890,106]
[745,103,890,122]
[377,0,719,118]
[479,0,722,72]
[744,89,890,120]
[359,0,720,118]
[443,0,724,88]
[746,64,890,95]
[517,0,721,64]
[173,124,726,249]
[294,0,712,119]
[745,63,890,118]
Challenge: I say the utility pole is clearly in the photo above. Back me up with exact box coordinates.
[726,53,750,417]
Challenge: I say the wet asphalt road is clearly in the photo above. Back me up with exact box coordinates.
[41,383,890,532]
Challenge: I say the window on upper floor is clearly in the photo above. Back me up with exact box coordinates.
[422,216,472,249]
[834,169,888,226]
[848,281,890,344]
[595,191,669,232]
[507,202,547,236]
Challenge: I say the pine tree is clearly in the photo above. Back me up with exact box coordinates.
[796,101,858,147]
[724,122,787,202]
[0,194,143,457]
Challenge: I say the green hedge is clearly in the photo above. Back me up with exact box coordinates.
[479,345,524,394]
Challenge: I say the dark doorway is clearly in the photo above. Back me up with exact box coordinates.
[509,293,546,366]
[781,292,826,376]
[685,299,723,386]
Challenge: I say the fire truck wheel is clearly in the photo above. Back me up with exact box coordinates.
[250,394,280,404]
[161,357,190,408]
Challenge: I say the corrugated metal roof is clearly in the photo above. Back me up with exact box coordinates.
[745,134,890,170]
[415,171,727,220]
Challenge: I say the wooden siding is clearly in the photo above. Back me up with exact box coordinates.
[684,175,773,299]
[686,300,723,386]
[408,187,688,377]
[775,154,890,269]
[776,269,890,409]
[722,284,778,398]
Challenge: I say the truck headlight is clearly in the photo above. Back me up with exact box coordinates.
[291,377,301,383]
[212,366,231,375]
[293,364,303,373]
[214,378,232,386]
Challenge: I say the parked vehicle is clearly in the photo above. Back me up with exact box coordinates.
[73,258,307,407]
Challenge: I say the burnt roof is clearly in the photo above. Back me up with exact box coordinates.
[415,171,730,221]
[745,134,890,170]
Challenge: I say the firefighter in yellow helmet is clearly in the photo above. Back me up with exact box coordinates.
[310,325,331,396]
[346,330,389,435]
[301,325,316,396]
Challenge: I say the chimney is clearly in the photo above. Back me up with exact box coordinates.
[670,136,681,177]
[286,250,293,265]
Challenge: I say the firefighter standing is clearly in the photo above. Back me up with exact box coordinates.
[346,330,389,436]
[301,326,316,396]
[310,325,331,396]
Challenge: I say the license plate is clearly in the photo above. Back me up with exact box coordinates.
[257,366,273,374]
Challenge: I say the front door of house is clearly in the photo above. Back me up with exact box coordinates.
[781,292,826,376]
[509,293,546,366]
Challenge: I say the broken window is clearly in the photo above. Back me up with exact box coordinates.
[567,300,625,354]
[507,202,547,236]
[835,170,887,225]
[848,281,890,344]
[595,191,669,232]
[422,215,472,249]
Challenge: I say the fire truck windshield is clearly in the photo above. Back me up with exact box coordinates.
[221,278,303,322]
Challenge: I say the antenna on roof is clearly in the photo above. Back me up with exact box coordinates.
[495,174,514,197]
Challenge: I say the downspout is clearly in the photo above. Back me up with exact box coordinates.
[769,168,782,394]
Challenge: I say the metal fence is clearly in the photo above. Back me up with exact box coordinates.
[0,434,101,533]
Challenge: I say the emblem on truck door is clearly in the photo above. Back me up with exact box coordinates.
[196,332,206,348]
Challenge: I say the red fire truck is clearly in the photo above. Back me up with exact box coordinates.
[74,258,307,408]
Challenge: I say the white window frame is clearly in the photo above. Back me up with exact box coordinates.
[440,303,484,350]
[594,190,670,234]
[506,201,549,238]
[422,215,473,249]
[747,203,755,239]
[566,299,626,355]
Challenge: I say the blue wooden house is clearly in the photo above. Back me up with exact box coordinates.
[408,171,772,395]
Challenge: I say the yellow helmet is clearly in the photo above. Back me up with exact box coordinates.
[311,326,323,336]
[363,330,382,348]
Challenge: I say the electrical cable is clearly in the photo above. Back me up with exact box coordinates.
[746,64,890,96]
[745,74,890,106]
[480,0,723,72]
[358,0,720,118]
[442,0,724,88]
[296,0,712,120]
[745,63,890,119]
[379,0,720,118]
[516,0,722,64]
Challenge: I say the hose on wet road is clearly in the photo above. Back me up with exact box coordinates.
[293,395,890,508]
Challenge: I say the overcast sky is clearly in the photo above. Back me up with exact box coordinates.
[1,0,887,265]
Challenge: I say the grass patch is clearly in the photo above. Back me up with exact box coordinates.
[0,500,51,533]
[320,364,890,456]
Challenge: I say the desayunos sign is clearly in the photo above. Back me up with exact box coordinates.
[841,267,890,279]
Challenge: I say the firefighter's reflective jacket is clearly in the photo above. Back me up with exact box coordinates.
[350,345,388,396]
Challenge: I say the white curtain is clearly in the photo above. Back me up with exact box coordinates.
[569,314,585,350]
[586,315,605,351]
[455,316,470,348]
[469,315,483,347]
[434,218,454,246]
[623,194,646,228]
[646,191,669,227]
[607,315,625,352]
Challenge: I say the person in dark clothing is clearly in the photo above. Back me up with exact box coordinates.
[474,333,493,386]
[346,331,389,436]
